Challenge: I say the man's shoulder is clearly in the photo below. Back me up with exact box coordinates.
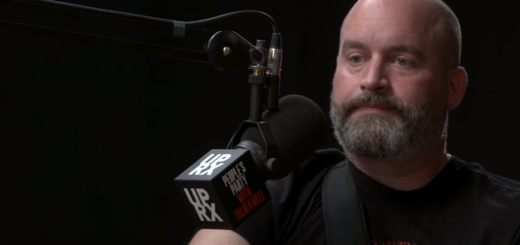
[455,156,520,193]
[233,149,344,245]
[265,148,346,200]
[453,156,520,225]
[297,148,347,177]
[267,149,344,243]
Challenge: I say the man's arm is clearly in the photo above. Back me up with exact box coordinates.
[511,226,520,245]
[189,229,250,245]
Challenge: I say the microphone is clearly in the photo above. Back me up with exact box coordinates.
[174,94,328,230]
[266,33,282,110]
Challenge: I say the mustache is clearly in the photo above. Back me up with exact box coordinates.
[340,93,407,116]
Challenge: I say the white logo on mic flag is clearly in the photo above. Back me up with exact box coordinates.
[189,154,231,176]
[184,188,223,222]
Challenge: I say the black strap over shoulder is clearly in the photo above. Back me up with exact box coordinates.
[322,160,371,245]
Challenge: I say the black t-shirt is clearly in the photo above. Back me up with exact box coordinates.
[234,148,520,245]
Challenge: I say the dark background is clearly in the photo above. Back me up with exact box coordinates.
[0,0,517,244]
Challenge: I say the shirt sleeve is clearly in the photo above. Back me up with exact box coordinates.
[232,149,344,245]
[233,172,296,245]
[512,226,520,245]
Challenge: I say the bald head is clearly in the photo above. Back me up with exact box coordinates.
[331,0,468,163]
[430,0,462,67]
[343,0,462,69]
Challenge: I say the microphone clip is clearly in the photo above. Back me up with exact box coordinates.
[222,33,283,180]
[227,120,280,180]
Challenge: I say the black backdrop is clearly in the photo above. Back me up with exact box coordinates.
[0,0,518,244]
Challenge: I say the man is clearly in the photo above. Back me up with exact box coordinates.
[189,0,520,244]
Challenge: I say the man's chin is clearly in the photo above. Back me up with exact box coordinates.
[343,146,407,161]
[348,112,400,123]
[338,125,407,159]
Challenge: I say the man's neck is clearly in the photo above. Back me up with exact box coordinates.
[346,141,451,191]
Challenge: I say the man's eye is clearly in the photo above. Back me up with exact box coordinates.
[395,57,411,66]
[349,55,365,64]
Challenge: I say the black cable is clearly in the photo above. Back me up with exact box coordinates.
[16,0,279,33]
[186,10,279,33]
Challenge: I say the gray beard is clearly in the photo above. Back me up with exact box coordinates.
[330,92,447,161]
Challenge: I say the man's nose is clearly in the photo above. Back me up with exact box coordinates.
[359,58,390,93]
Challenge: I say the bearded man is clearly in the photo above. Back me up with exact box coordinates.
[189,0,520,244]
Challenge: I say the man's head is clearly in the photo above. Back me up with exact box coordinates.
[330,0,468,160]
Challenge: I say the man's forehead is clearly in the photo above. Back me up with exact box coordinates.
[341,0,440,36]
[339,24,431,52]
[339,0,442,49]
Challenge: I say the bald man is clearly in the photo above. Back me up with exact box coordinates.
[189,0,520,244]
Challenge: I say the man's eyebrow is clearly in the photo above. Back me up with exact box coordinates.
[387,44,425,59]
[341,39,425,60]
[341,39,367,52]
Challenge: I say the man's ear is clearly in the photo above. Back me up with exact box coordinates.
[447,66,468,111]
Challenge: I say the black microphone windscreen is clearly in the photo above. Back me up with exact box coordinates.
[239,94,328,180]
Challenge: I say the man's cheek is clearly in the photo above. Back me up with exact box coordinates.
[333,79,359,102]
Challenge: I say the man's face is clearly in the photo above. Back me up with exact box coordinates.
[331,0,450,160]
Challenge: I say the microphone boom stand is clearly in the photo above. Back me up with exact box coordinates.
[0,0,283,179]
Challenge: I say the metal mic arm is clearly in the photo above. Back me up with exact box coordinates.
[0,18,215,64]
[0,0,279,71]
[9,0,279,33]
[1,0,284,178]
